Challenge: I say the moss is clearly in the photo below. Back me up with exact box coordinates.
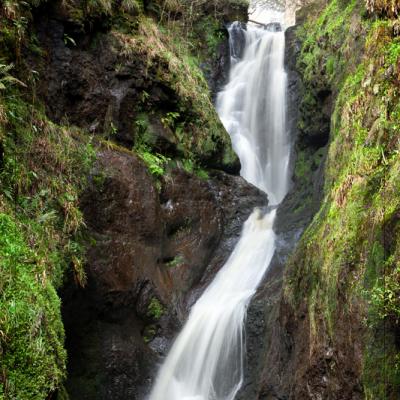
[112,15,237,170]
[143,324,157,343]
[147,298,164,320]
[0,80,95,396]
[0,213,66,399]
[285,1,400,396]
[165,254,185,268]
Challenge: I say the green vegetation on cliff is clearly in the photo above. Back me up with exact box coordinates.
[0,0,246,398]
[0,80,95,397]
[285,0,400,398]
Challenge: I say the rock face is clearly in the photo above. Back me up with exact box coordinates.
[28,2,258,399]
[61,147,267,400]
[31,1,240,173]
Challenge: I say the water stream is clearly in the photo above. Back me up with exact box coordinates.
[149,11,290,400]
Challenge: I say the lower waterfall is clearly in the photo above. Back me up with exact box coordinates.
[148,10,289,400]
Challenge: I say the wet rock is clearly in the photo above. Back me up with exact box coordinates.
[31,6,238,173]
[265,22,282,32]
[229,22,247,61]
[204,31,231,101]
[61,148,266,400]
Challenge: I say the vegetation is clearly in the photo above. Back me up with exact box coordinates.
[147,297,164,320]
[366,0,399,18]
[112,14,237,169]
[0,83,95,397]
[0,0,244,397]
[285,0,400,397]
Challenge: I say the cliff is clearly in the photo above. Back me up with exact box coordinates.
[239,1,400,399]
[0,1,254,399]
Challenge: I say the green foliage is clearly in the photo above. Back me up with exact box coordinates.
[112,15,237,169]
[147,298,164,320]
[0,79,95,395]
[296,0,359,86]
[0,61,26,90]
[143,324,157,343]
[165,254,185,268]
[370,265,400,322]
[135,145,170,177]
[161,111,180,128]
[385,37,400,65]
[180,158,209,180]
[0,213,66,399]
[287,1,400,397]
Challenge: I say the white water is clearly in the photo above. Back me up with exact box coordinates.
[218,21,289,205]
[149,12,290,400]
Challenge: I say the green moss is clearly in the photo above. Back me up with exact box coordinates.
[165,255,185,268]
[143,324,157,343]
[0,76,95,395]
[0,213,66,399]
[286,1,400,396]
[112,15,237,170]
[147,298,164,320]
[179,158,209,180]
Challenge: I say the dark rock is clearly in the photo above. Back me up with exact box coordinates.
[204,30,232,101]
[61,148,267,400]
[228,22,247,61]
[265,22,282,32]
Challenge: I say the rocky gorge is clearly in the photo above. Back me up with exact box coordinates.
[0,0,399,399]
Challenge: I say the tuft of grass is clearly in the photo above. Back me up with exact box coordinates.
[147,298,164,320]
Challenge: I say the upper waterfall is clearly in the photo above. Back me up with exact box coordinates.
[217,22,289,204]
[148,11,290,400]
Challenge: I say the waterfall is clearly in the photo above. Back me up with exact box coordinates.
[149,11,290,400]
[218,21,289,204]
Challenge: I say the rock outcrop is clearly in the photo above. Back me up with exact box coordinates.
[61,147,266,399]
[22,2,257,398]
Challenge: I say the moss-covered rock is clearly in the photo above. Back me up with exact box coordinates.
[282,1,400,398]
[0,0,248,398]
[0,88,94,397]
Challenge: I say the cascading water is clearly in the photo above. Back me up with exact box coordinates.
[218,20,289,205]
[149,10,290,400]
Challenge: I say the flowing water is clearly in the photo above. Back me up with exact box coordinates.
[149,12,290,400]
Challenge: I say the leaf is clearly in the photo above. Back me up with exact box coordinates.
[37,211,58,223]
[1,75,27,87]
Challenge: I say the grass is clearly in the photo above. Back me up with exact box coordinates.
[285,1,400,397]
[0,80,95,397]
[0,0,242,396]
